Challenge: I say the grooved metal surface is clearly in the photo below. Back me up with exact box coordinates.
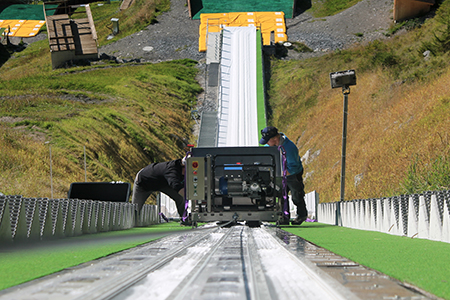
[197,111,218,147]
[0,225,433,300]
[0,229,215,300]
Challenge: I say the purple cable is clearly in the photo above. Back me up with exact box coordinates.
[182,151,192,222]
[159,212,169,222]
[278,145,289,218]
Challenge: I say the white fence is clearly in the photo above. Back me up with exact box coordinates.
[288,190,319,220]
[0,195,158,243]
[316,191,450,243]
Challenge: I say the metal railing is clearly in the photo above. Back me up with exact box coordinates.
[0,195,158,243]
[317,190,450,243]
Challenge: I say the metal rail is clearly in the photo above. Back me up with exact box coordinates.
[110,226,356,300]
[0,225,432,300]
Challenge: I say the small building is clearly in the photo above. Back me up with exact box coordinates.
[393,0,435,22]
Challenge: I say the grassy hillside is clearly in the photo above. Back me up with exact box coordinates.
[268,1,450,201]
[1,0,449,203]
[0,1,202,200]
[0,59,201,199]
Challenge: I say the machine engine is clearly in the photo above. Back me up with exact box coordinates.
[185,147,285,224]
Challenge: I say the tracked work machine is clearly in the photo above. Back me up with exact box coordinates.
[185,147,285,226]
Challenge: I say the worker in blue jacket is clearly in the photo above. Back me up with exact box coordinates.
[260,126,307,225]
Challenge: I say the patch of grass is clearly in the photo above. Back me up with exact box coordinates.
[72,0,170,47]
[0,61,201,198]
[0,223,191,291]
[267,1,450,201]
[307,0,363,18]
[385,18,423,37]
[420,1,450,56]
[285,223,450,300]
[292,41,313,52]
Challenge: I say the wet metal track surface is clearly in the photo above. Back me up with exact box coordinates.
[0,225,432,300]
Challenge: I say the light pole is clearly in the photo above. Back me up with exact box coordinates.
[45,141,54,199]
[330,70,356,226]
[84,145,87,182]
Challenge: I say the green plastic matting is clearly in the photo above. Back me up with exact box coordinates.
[190,0,295,19]
[0,4,57,21]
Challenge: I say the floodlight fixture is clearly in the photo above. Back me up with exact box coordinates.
[331,69,357,226]
[330,69,356,90]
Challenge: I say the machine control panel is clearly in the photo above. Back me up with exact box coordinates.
[186,157,205,200]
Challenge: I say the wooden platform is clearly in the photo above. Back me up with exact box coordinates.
[72,18,98,55]
[120,0,134,10]
[44,2,98,68]
[46,14,75,52]
[46,14,97,55]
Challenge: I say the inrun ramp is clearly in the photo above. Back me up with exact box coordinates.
[217,26,259,147]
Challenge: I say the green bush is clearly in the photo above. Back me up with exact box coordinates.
[420,0,450,55]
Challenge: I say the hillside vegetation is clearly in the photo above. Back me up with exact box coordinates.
[0,1,201,199]
[268,0,450,201]
[0,0,449,203]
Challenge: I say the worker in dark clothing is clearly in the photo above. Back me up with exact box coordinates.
[132,158,186,220]
[260,126,307,225]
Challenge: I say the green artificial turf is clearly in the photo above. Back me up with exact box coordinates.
[2,222,449,299]
[283,222,450,300]
[0,4,57,21]
[190,0,294,19]
[0,222,190,291]
[256,30,267,135]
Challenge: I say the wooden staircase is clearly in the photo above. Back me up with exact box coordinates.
[44,0,98,68]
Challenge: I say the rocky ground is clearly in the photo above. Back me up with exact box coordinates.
[11,0,396,67]
[285,0,394,59]
[97,0,395,62]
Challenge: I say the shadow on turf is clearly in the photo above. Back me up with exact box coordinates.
[280,223,332,228]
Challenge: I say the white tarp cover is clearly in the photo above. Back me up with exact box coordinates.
[217,26,258,147]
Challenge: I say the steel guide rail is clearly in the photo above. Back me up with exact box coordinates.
[166,226,273,300]
[112,226,357,300]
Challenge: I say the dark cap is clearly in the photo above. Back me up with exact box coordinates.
[259,126,278,144]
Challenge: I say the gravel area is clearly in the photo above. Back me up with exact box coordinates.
[12,0,395,63]
[99,0,204,63]
[97,0,394,62]
[285,0,394,59]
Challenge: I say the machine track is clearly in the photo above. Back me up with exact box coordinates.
[0,225,431,300]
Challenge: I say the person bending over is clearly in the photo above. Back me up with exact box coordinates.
[132,158,185,221]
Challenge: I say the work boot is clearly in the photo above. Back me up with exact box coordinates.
[291,216,307,226]
[180,220,192,226]
[278,217,290,226]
